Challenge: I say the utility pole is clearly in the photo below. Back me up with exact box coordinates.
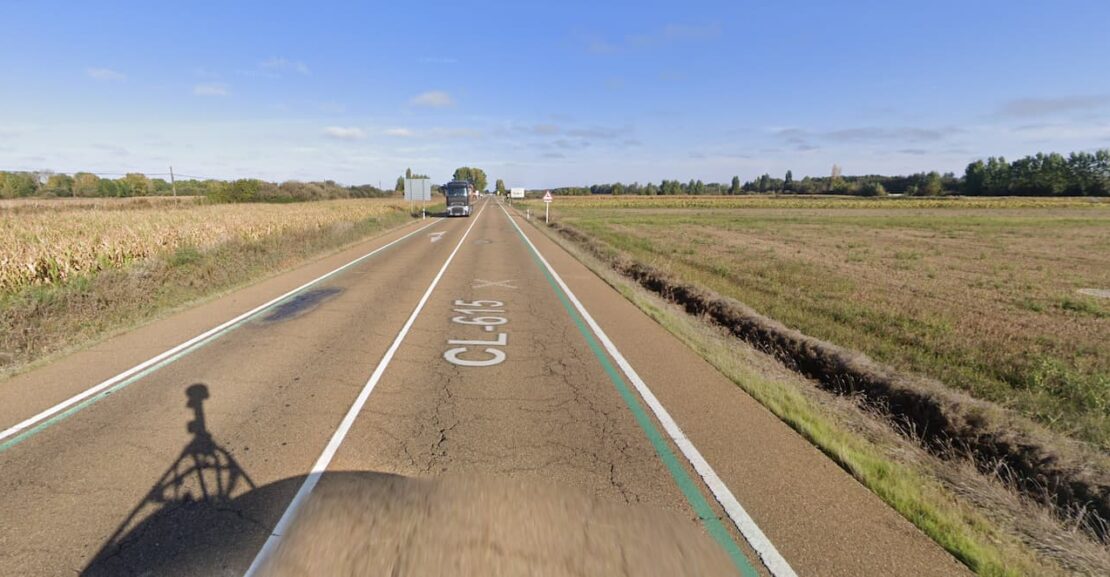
[170,166,177,197]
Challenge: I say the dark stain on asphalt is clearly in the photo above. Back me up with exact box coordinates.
[263,287,343,322]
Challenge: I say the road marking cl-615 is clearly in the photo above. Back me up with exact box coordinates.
[444,299,508,367]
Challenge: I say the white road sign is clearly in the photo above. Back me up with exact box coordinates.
[404,178,432,201]
[542,191,553,203]
[510,187,525,199]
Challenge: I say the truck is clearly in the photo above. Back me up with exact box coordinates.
[443,179,475,217]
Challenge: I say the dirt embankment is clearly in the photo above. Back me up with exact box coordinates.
[546,220,1110,540]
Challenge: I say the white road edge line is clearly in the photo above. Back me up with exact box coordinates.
[243,204,486,576]
[0,218,443,445]
[500,203,798,577]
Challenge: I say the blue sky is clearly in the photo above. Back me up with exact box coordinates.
[2,0,1109,188]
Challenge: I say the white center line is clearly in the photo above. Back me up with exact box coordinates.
[243,204,487,576]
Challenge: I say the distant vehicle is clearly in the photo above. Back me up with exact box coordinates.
[443,179,474,217]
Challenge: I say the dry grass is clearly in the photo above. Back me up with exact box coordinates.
[1,198,408,293]
[0,195,203,213]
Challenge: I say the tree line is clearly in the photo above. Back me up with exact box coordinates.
[392,167,490,194]
[0,171,394,202]
[963,151,1109,196]
[451,167,488,192]
[552,148,1109,197]
[6,148,1105,202]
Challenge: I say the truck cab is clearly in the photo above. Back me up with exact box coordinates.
[444,179,474,217]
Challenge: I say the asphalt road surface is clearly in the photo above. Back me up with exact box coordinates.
[0,199,972,576]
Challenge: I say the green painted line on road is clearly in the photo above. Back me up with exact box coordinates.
[508,213,760,577]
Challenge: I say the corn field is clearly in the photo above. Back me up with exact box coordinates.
[0,199,407,293]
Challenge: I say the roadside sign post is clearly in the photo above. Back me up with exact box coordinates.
[543,190,552,223]
[404,178,432,219]
[509,187,524,207]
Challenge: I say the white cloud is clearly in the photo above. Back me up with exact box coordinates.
[260,57,310,75]
[193,83,228,96]
[323,126,366,140]
[435,128,482,139]
[86,67,125,81]
[410,90,455,108]
[997,95,1110,118]
[384,127,414,137]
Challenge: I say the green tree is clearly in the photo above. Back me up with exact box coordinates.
[729,176,740,195]
[1,172,38,198]
[1072,150,1110,195]
[784,170,794,192]
[860,181,887,197]
[495,178,506,195]
[72,172,100,197]
[96,178,120,197]
[919,171,944,196]
[18,172,39,196]
[121,173,151,197]
[208,179,261,203]
[45,173,74,196]
[452,167,488,192]
[758,174,770,193]
[395,176,404,192]
[964,160,987,195]
[150,178,172,195]
[232,179,260,202]
[984,157,1010,195]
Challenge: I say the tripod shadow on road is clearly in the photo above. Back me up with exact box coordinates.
[81,383,263,576]
[79,382,411,577]
[80,382,741,577]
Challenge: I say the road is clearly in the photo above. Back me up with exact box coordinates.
[0,198,972,576]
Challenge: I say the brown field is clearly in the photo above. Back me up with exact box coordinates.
[531,196,1110,448]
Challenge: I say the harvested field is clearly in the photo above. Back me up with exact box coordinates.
[528,196,1110,557]
[535,196,1109,450]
